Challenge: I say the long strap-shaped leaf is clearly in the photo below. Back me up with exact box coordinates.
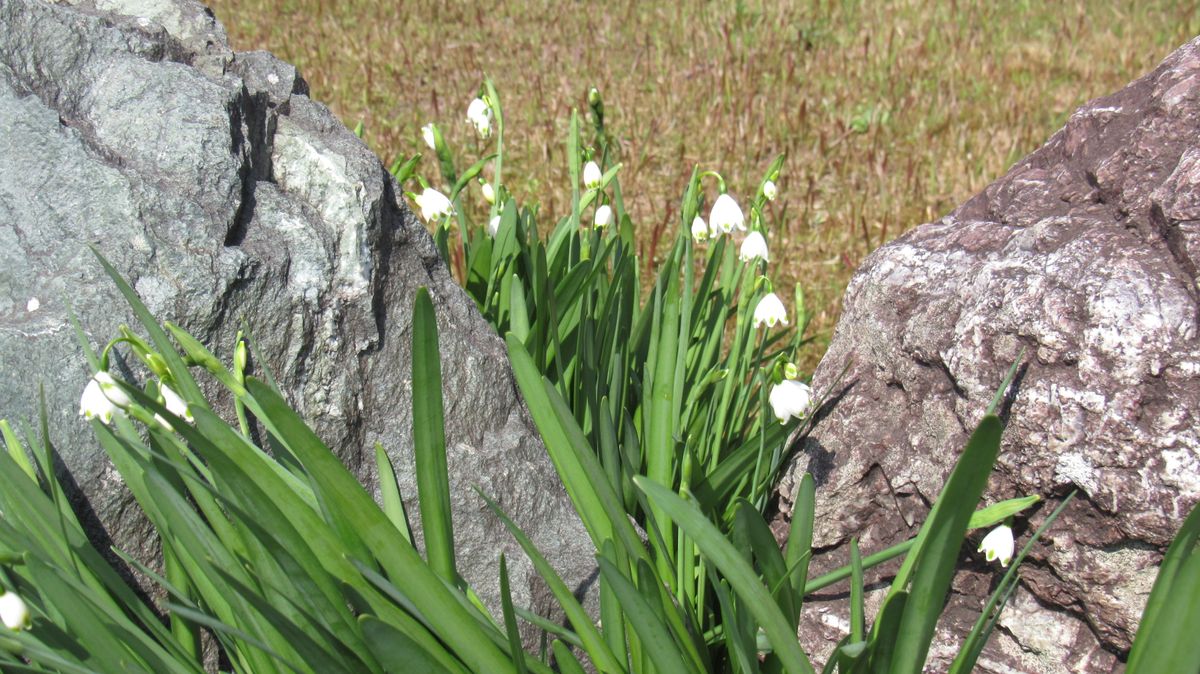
[412,287,458,586]
[1126,499,1200,673]
[244,378,515,674]
[635,476,816,674]
[886,415,1002,674]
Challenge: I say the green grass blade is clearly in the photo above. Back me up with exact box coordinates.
[634,476,815,674]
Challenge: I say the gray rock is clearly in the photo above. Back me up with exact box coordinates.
[775,36,1200,672]
[0,0,594,647]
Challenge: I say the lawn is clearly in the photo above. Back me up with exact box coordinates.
[207,0,1198,365]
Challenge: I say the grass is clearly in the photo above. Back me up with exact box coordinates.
[207,0,1199,366]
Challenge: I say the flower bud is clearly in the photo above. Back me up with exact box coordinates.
[691,216,708,242]
[481,181,496,204]
[466,97,492,138]
[593,204,613,228]
[763,179,778,201]
[588,86,601,106]
[583,161,602,190]
[487,215,502,237]
[159,383,193,424]
[421,123,437,151]
[0,591,31,631]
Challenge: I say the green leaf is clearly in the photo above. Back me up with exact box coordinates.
[886,415,1003,674]
[1127,498,1200,674]
[596,557,695,674]
[784,472,815,627]
[243,379,515,674]
[504,334,644,560]
[361,616,458,674]
[634,476,815,674]
[375,442,413,544]
[412,287,457,585]
[478,491,623,674]
[498,555,529,674]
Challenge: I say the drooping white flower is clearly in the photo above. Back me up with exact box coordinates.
[978,524,1015,568]
[413,188,454,223]
[709,193,745,233]
[739,231,769,262]
[691,216,709,242]
[583,161,602,190]
[421,123,437,151]
[769,380,813,423]
[594,204,613,228]
[26,297,39,312]
[159,383,193,423]
[481,182,496,204]
[752,292,788,328]
[0,591,30,631]
[487,215,502,237]
[466,97,492,138]
[763,179,778,202]
[79,372,129,424]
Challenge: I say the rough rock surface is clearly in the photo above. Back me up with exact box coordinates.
[0,0,593,640]
[775,36,1200,672]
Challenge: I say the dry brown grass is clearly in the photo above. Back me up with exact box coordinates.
[208,0,1198,365]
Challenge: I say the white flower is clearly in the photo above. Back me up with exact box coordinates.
[159,383,193,423]
[691,216,708,242]
[594,204,613,228]
[79,372,128,424]
[978,524,1015,567]
[487,215,501,236]
[0,591,30,631]
[583,161,602,190]
[752,292,788,328]
[466,97,492,138]
[481,182,496,204]
[739,231,769,262]
[26,297,39,312]
[769,380,813,423]
[413,188,454,223]
[421,123,437,151]
[763,179,778,201]
[709,193,745,233]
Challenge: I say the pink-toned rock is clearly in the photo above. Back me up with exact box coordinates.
[775,36,1200,672]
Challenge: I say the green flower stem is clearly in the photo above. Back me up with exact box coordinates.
[805,539,916,595]
[485,79,504,224]
[747,330,770,508]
